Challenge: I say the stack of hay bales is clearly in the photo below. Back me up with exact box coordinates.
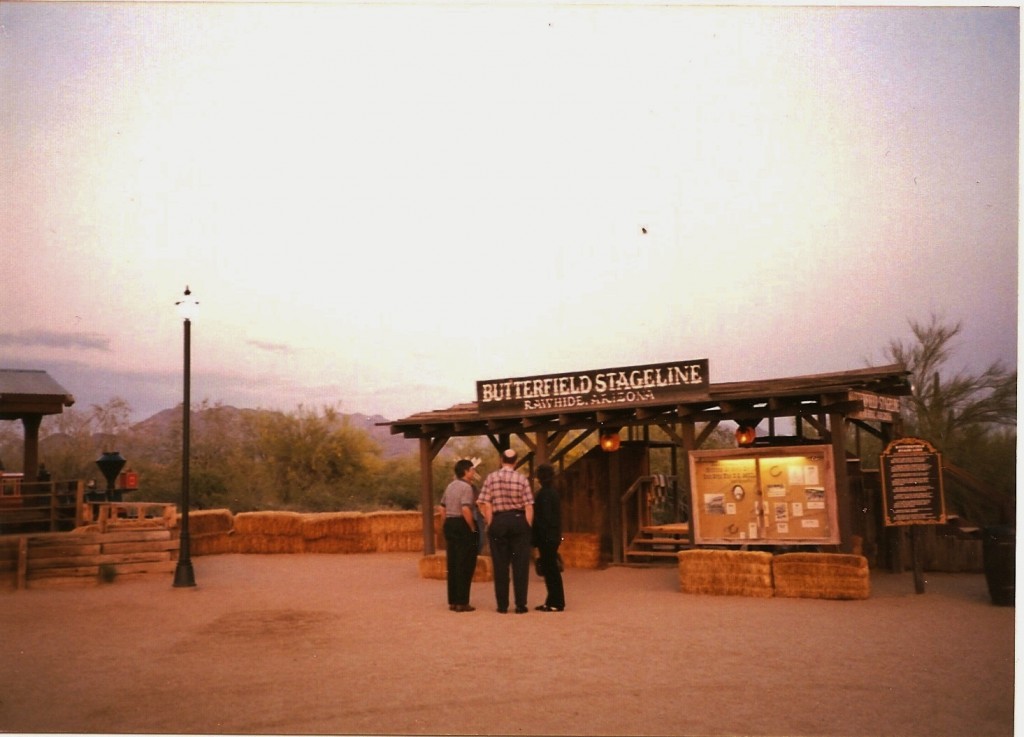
[772,552,870,600]
[560,532,602,569]
[365,511,423,552]
[418,553,493,582]
[302,512,373,554]
[187,509,235,556]
[232,511,306,554]
[677,549,774,597]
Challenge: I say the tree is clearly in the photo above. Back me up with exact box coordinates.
[884,314,1016,522]
[885,315,1016,451]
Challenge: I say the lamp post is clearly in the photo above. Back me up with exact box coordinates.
[173,286,198,588]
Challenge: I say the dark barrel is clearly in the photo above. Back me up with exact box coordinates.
[982,526,1015,606]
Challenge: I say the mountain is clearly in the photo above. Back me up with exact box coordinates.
[129,405,417,459]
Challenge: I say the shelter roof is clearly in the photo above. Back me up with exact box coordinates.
[0,369,76,419]
[385,364,911,439]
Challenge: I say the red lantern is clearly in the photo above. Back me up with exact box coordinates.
[735,426,757,447]
[599,429,621,452]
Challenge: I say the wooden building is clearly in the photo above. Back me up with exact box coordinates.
[0,369,76,479]
[385,361,912,564]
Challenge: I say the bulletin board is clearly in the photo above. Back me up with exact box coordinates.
[688,445,840,546]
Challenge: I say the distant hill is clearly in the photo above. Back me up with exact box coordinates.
[129,405,418,459]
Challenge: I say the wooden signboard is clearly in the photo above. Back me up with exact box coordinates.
[476,359,709,417]
[688,445,840,546]
[880,437,946,526]
[849,390,901,423]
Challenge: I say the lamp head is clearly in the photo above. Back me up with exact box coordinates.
[176,285,199,321]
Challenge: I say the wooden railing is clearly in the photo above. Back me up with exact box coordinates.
[0,480,85,534]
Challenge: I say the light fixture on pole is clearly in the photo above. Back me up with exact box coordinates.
[173,286,198,588]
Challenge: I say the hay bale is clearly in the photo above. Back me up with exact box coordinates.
[231,533,305,554]
[190,533,233,556]
[233,511,305,537]
[304,536,374,554]
[419,553,447,579]
[188,509,234,536]
[473,555,493,582]
[418,553,493,582]
[678,549,774,598]
[375,531,424,553]
[365,511,422,536]
[560,532,602,569]
[302,512,368,540]
[772,553,870,600]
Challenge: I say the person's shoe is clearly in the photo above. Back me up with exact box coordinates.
[536,605,564,612]
[449,605,456,611]
[514,606,528,614]
[453,604,475,612]
[496,608,508,614]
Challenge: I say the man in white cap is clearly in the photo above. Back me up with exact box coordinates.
[477,448,534,613]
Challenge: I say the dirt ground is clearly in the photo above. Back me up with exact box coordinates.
[0,552,1015,736]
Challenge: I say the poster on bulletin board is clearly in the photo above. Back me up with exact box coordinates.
[688,445,840,546]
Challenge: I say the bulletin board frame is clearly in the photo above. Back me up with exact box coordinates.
[688,445,840,546]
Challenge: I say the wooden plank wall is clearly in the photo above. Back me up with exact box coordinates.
[0,529,178,590]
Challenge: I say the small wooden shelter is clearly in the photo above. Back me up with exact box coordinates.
[386,361,912,562]
[0,369,76,478]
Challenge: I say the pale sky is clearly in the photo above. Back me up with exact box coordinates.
[1,2,1018,422]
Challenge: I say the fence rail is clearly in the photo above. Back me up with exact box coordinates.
[0,480,85,534]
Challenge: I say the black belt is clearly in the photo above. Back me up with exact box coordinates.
[493,510,524,516]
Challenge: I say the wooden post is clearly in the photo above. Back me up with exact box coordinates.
[21,414,42,481]
[608,450,622,563]
[911,525,926,593]
[535,431,549,466]
[75,480,85,528]
[829,411,854,552]
[419,437,435,555]
[680,420,696,537]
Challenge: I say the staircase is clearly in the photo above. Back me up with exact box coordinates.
[621,474,693,562]
[626,522,693,561]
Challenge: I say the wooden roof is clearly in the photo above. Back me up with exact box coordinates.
[385,364,911,439]
[0,369,76,420]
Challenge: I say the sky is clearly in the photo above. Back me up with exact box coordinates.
[1,2,1019,424]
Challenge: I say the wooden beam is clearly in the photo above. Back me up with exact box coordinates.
[694,420,721,449]
[596,410,635,424]
[802,413,828,438]
[486,419,520,434]
[656,421,686,447]
[849,418,885,440]
[512,432,534,451]
[550,429,593,465]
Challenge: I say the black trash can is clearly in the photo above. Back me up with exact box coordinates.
[982,526,1015,606]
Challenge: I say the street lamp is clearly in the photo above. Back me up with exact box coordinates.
[173,286,198,588]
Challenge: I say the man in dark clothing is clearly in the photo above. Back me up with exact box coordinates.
[477,448,534,613]
[532,463,565,611]
[439,459,479,612]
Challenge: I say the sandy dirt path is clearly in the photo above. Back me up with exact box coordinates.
[0,553,1015,736]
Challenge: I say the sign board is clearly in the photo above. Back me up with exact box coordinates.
[880,437,946,526]
[688,445,840,546]
[476,359,709,417]
[849,391,902,422]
